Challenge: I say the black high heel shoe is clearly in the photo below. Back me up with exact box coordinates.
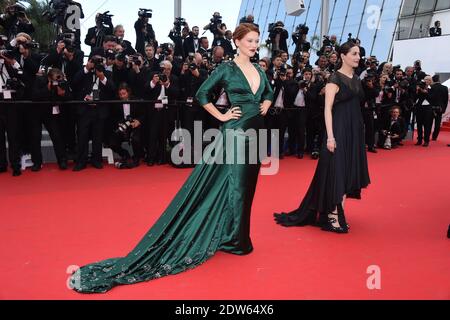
[337,204,350,232]
[321,213,348,234]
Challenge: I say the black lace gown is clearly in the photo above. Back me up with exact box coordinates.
[274,71,370,226]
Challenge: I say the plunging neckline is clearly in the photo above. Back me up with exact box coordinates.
[233,61,262,96]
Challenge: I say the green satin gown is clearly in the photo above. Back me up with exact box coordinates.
[70,61,274,293]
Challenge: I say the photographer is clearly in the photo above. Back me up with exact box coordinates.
[42,39,83,156]
[267,66,289,158]
[42,39,83,83]
[13,34,40,157]
[306,71,327,159]
[396,80,414,134]
[84,12,114,53]
[414,76,433,147]
[197,37,211,59]
[183,26,200,57]
[169,18,189,59]
[203,12,226,46]
[71,55,116,171]
[239,14,259,29]
[318,34,339,57]
[268,21,288,56]
[143,60,179,166]
[110,84,145,169]
[361,75,379,153]
[430,74,449,141]
[313,55,330,73]
[267,53,283,83]
[114,25,136,56]
[412,60,426,82]
[0,3,34,41]
[359,56,379,80]
[0,38,25,176]
[142,43,162,72]
[292,24,310,55]
[127,53,148,99]
[110,51,129,86]
[30,68,70,171]
[214,30,234,59]
[285,68,313,158]
[179,53,208,138]
[378,106,407,149]
[42,0,85,50]
[134,8,156,55]
[89,35,117,59]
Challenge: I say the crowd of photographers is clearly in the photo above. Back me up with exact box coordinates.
[0,2,448,177]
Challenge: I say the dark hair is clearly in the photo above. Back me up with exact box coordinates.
[335,41,358,71]
[271,53,282,61]
[103,35,117,43]
[303,67,312,74]
[47,68,64,79]
[390,106,401,115]
[432,74,440,83]
[118,83,132,97]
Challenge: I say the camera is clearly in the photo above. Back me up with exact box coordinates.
[158,73,168,83]
[21,41,40,50]
[51,79,68,90]
[138,8,152,19]
[105,49,116,60]
[159,43,172,57]
[347,33,357,43]
[3,78,23,91]
[174,17,187,28]
[97,11,113,25]
[56,32,75,48]
[299,80,309,89]
[127,55,141,66]
[205,13,223,35]
[91,56,105,72]
[418,79,427,90]
[42,0,72,25]
[268,21,284,33]
[115,115,135,136]
[295,24,309,35]
[5,4,26,18]
[0,49,17,59]
[322,35,332,47]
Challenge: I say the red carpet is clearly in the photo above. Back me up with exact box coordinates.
[1,133,449,300]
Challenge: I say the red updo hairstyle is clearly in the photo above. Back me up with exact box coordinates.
[232,23,260,44]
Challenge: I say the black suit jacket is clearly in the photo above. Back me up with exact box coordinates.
[84,25,113,49]
[0,60,25,100]
[31,75,73,116]
[13,52,40,99]
[72,69,116,118]
[183,36,199,57]
[144,73,180,107]
[430,83,449,113]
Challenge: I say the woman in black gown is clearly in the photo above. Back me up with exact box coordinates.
[274,41,370,233]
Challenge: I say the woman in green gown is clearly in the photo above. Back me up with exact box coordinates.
[70,23,274,293]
